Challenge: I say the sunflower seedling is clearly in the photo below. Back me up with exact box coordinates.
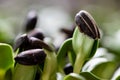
[73,10,100,73]
[13,49,46,80]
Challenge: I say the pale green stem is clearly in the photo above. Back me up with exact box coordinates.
[73,54,85,74]
[40,49,57,80]
[12,64,37,80]
[0,70,5,80]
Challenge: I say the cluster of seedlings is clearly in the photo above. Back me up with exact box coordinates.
[3,9,119,80]
[13,10,100,80]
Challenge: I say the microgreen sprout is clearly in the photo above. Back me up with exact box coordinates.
[0,10,119,80]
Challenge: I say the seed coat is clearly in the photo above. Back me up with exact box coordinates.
[75,10,100,39]
[15,49,46,65]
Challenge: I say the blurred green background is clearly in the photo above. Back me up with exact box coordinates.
[1,0,120,55]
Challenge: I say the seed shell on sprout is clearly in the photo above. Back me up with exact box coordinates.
[28,29,45,40]
[14,34,29,51]
[15,49,46,65]
[14,34,52,52]
[75,10,100,39]
[29,37,53,51]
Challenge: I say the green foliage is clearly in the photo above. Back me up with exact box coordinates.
[64,73,86,80]
[13,64,37,80]
[41,49,57,80]
[57,38,76,73]
[0,10,120,80]
[0,43,14,80]
[64,72,100,80]
[72,27,99,73]
[80,72,100,80]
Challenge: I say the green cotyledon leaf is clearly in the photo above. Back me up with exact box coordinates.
[12,64,37,80]
[64,73,86,80]
[72,27,96,57]
[82,57,117,79]
[91,61,117,79]
[72,10,100,74]
[72,27,99,73]
[64,72,101,80]
[57,38,76,73]
[111,67,120,80]
[41,49,57,80]
[80,72,101,80]
[0,43,14,80]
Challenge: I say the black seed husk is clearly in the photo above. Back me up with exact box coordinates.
[15,49,46,65]
[14,34,29,52]
[28,30,44,40]
[75,10,100,39]
[64,63,73,74]
[29,37,53,51]
[24,10,38,32]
